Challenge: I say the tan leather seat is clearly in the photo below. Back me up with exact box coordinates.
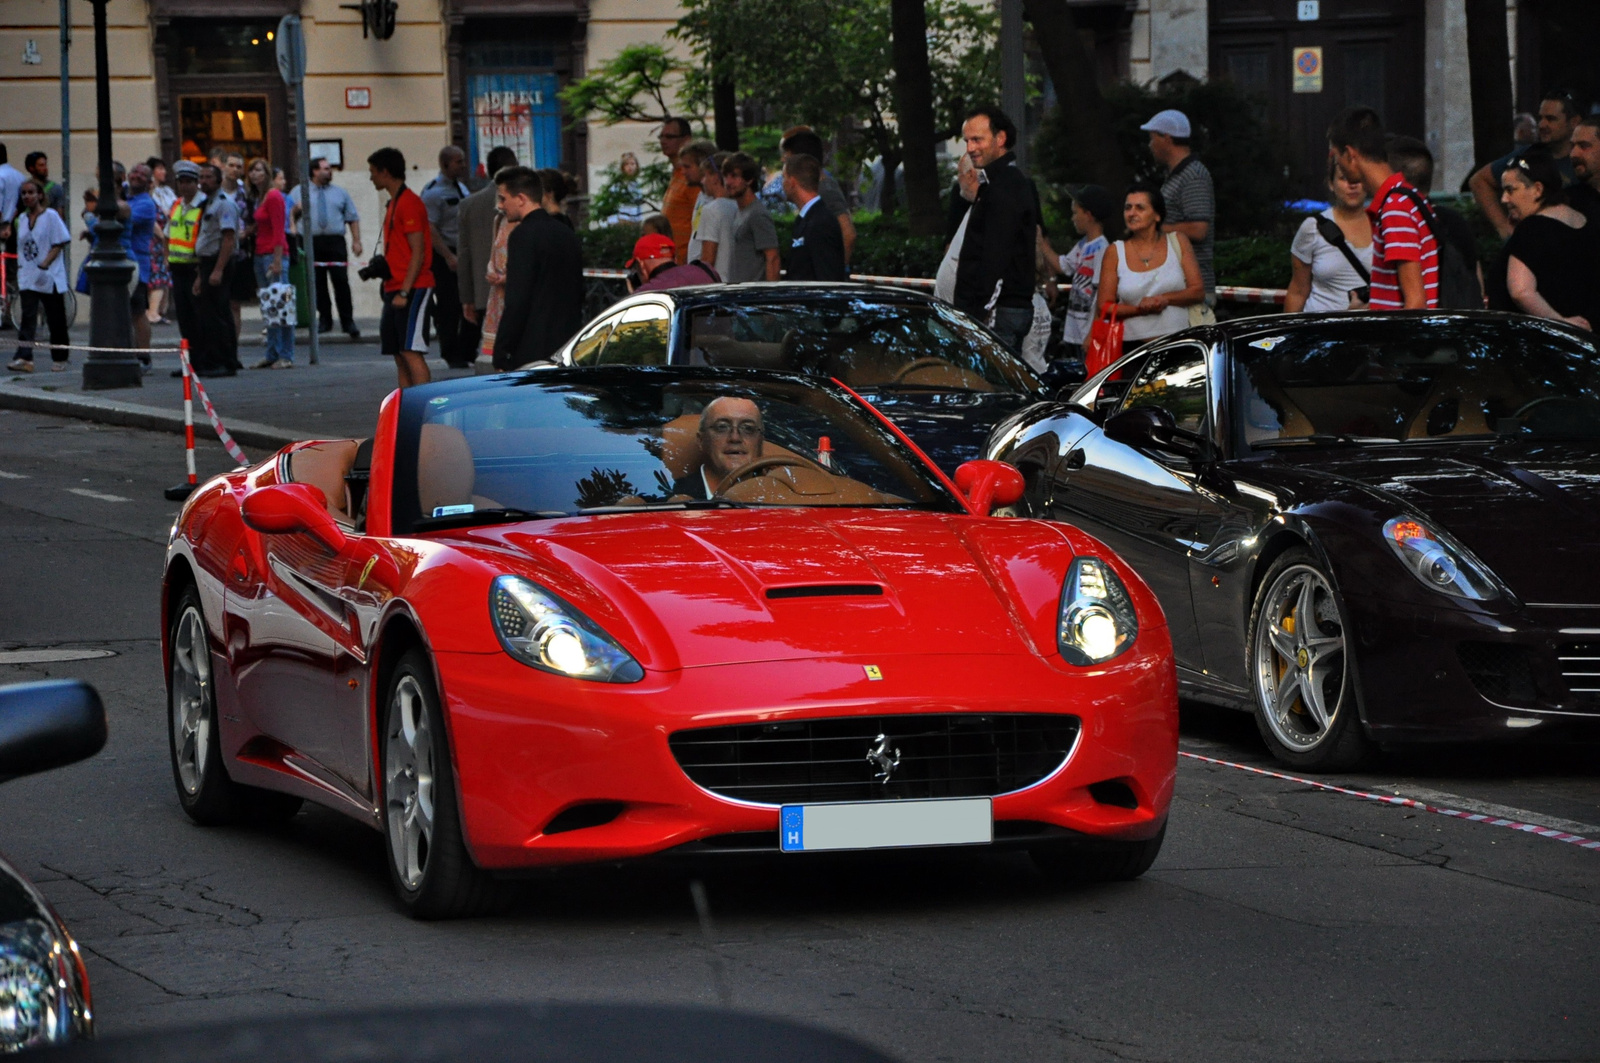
[286,440,359,524]
[416,423,505,516]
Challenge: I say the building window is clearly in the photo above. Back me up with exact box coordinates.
[166,20,280,76]
[461,25,568,178]
[177,95,272,165]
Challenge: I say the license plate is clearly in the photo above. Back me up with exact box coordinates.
[779,797,992,853]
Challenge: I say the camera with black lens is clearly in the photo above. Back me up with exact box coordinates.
[357,256,391,283]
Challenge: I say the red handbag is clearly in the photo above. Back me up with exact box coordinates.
[1084,302,1124,377]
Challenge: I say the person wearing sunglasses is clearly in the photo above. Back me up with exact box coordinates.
[674,397,766,499]
[1486,146,1597,332]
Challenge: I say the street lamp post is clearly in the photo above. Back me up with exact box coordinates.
[81,0,142,389]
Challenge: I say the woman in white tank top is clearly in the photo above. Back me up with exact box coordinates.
[1098,187,1204,342]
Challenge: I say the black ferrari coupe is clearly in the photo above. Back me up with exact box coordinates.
[987,311,1600,769]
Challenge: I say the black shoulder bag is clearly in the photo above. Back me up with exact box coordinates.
[1312,214,1371,304]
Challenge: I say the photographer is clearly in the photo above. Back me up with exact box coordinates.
[366,147,435,388]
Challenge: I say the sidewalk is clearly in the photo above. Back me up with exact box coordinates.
[0,318,480,445]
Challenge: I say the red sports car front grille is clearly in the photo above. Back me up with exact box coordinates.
[668,713,1081,806]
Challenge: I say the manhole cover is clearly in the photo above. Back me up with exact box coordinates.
[0,648,118,665]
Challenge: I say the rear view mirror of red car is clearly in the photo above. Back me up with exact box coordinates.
[242,484,347,552]
[953,460,1025,515]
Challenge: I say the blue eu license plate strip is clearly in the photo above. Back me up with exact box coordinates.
[780,798,992,852]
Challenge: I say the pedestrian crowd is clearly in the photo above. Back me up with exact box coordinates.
[5,88,1596,391]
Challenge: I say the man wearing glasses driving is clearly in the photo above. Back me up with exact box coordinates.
[674,397,765,499]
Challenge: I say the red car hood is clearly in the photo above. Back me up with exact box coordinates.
[473,510,1077,671]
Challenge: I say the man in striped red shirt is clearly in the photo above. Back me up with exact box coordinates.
[1328,107,1438,310]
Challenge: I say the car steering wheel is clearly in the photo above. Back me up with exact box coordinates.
[889,357,957,383]
[716,454,834,493]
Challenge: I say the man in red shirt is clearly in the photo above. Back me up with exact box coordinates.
[367,147,436,387]
[1328,108,1438,310]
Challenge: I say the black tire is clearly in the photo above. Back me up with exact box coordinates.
[167,584,303,826]
[380,648,506,919]
[1031,824,1166,884]
[1246,548,1372,772]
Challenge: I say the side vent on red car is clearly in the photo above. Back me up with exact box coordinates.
[542,801,625,835]
[1088,779,1139,809]
[765,584,884,600]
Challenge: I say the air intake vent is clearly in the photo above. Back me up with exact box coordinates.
[765,584,884,600]
[669,712,1080,806]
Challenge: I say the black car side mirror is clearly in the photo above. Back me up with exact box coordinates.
[1104,407,1179,450]
[0,679,107,785]
[1104,407,1218,465]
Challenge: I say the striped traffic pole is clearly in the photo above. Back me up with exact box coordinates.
[163,340,199,501]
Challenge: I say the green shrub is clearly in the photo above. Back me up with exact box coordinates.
[581,223,645,270]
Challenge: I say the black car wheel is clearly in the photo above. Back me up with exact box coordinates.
[1031,824,1166,884]
[1247,549,1371,771]
[381,648,506,919]
[168,584,302,825]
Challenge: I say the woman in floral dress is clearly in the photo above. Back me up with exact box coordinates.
[478,210,521,360]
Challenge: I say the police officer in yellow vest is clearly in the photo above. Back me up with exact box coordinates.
[165,161,205,360]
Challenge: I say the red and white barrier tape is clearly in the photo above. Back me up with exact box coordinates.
[1215,285,1288,305]
[1,342,187,355]
[1179,750,1600,852]
[176,344,249,467]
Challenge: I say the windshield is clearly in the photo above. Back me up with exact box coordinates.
[685,296,1040,395]
[1233,319,1600,449]
[392,370,963,532]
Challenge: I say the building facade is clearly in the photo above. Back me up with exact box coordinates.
[0,0,684,317]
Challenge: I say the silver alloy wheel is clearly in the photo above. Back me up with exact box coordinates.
[170,604,212,795]
[1252,564,1349,753]
[385,674,435,891]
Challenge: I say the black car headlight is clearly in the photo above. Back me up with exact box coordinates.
[0,918,86,1051]
[1058,557,1138,666]
[1382,518,1501,602]
[489,576,644,683]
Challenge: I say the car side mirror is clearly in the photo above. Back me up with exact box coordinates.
[242,483,348,551]
[0,679,107,785]
[1104,407,1179,450]
[953,459,1026,515]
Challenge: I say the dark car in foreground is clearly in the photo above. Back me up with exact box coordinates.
[552,283,1048,471]
[987,311,1600,769]
[0,679,103,1050]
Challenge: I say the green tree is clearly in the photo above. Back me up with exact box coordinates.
[673,0,998,210]
[558,44,702,129]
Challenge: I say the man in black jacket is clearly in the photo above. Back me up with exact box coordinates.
[953,106,1038,352]
[491,167,584,371]
[782,155,847,282]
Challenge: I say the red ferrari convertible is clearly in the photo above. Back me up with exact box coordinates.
[162,367,1176,917]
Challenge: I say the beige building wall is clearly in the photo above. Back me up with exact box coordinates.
[0,0,160,242]
[583,0,694,207]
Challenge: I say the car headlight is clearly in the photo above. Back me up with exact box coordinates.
[1058,557,1138,666]
[490,575,644,682]
[0,918,86,1051]
[1382,517,1501,601]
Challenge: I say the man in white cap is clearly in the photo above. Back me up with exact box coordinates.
[1140,109,1215,301]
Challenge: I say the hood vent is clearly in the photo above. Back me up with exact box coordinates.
[765,583,884,600]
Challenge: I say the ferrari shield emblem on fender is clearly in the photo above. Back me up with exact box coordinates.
[863,664,883,681]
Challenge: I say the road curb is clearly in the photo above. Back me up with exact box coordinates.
[0,381,300,450]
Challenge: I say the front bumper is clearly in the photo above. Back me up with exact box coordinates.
[436,648,1177,870]
[1346,594,1600,742]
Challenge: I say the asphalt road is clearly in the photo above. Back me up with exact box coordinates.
[1,409,1597,1062]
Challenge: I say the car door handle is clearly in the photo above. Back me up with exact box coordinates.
[1063,448,1086,470]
